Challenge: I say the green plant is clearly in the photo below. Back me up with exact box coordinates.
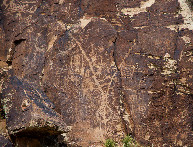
[122,135,137,147]
[105,139,116,147]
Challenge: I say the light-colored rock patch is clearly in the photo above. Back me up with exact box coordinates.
[178,0,193,30]
[161,53,177,75]
[79,16,92,29]
[121,0,155,17]
[181,35,191,44]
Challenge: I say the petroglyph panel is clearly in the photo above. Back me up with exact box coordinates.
[42,18,125,146]
[0,0,193,146]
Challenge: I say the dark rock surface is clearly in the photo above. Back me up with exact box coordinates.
[0,135,13,147]
[2,76,68,135]
[0,0,192,146]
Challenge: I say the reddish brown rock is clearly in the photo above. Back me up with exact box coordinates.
[1,76,68,138]
[0,135,13,147]
[0,0,193,146]
[42,18,125,146]
[114,1,193,145]
[0,25,6,62]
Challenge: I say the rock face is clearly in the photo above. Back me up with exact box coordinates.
[0,0,193,146]
[2,76,67,135]
[42,18,125,146]
[0,135,13,147]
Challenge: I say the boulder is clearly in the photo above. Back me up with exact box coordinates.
[1,76,68,136]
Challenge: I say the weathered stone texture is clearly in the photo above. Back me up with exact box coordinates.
[0,135,12,147]
[0,0,192,146]
[2,76,67,135]
[42,18,125,146]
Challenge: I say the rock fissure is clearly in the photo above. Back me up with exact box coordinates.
[112,35,135,136]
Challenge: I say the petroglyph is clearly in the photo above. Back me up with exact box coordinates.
[72,36,114,130]
[0,0,193,146]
